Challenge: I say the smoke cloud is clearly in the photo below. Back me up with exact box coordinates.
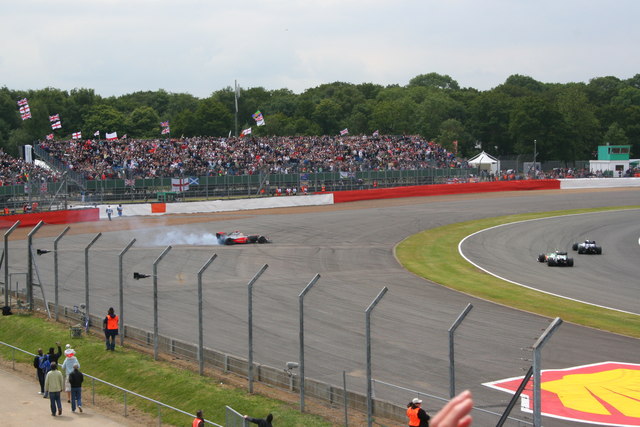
[151,230,220,246]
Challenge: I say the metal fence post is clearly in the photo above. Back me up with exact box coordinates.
[27,221,44,310]
[197,253,217,376]
[3,221,20,308]
[343,370,348,427]
[366,286,388,427]
[153,246,172,360]
[247,264,268,392]
[299,273,320,412]
[53,226,70,321]
[533,317,562,427]
[119,239,136,346]
[448,303,473,398]
[84,233,102,327]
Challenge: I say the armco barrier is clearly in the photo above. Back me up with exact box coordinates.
[0,207,99,228]
[331,179,560,203]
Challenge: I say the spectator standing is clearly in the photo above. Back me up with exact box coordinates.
[192,409,204,427]
[47,342,63,365]
[407,397,431,427]
[44,362,64,416]
[117,204,123,217]
[106,205,113,221]
[33,348,45,394]
[244,413,273,427]
[103,307,119,350]
[61,346,80,403]
[68,364,84,413]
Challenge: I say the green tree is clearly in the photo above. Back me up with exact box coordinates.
[409,72,460,90]
[125,106,161,138]
[83,105,126,136]
[602,122,628,145]
[191,98,233,136]
[312,99,342,134]
[556,85,600,160]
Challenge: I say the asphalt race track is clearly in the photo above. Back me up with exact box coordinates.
[460,209,640,315]
[14,188,640,426]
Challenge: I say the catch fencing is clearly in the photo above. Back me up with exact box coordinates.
[0,220,540,426]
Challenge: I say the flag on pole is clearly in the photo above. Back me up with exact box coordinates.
[51,121,62,130]
[45,134,54,140]
[106,132,118,141]
[94,130,100,137]
[240,127,252,137]
[20,106,31,114]
[17,98,28,106]
[340,128,349,136]
[21,112,32,120]
[171,177,189,192]
[161,127,170,134]
[252,110,265,126]
[160,121,169,127]
[49,114,60,122]
[72,131,82,139]
[122,134,127,139]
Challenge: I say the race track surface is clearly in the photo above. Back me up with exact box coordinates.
[460,209,640,314]
[12,188,640,426]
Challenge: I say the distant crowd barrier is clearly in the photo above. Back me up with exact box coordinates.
[331,179,561,203]
[0,207,99,228]
[559,177,640,189]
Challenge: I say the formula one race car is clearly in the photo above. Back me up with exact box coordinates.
[216,231,269,245]
[537,251,574,267]
[571,240,602,254]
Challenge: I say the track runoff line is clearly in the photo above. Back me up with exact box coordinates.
[457,210,640,317]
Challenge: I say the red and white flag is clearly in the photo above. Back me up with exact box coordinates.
[372,130,379,137]
[340,128,349,136]
[51,121,62,129]
[240,127,252,137]
[21,112,32,120]
[106,132,118,141]
[49,114,60,122]
[45,134,54,140]
[161,127,170,134]
[72,131,82,139]
[171,178,189,192]
[160,121,169,127]
[19,106,30,114]
[93,130,100,137]
[17,98,28,106]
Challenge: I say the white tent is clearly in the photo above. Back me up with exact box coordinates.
[468,151,500,175]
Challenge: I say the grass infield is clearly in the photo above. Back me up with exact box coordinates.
[395,206,640,339]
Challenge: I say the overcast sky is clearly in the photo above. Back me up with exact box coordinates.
[2,0,639,98]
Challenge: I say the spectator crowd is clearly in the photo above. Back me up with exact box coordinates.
[36,135,467,180]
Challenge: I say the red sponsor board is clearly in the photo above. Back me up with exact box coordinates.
[0,208,99,228]
[484,362,640,426]
[330,179,560,203]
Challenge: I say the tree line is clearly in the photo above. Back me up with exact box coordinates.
[1,72,638,163]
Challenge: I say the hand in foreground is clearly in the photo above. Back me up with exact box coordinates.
[430,390,473,427]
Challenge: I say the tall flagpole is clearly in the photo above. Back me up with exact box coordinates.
[234,80,239,138]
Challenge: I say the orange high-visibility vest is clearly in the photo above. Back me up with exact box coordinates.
[106,315,119,330]
[192,417,204,427]
[407,406,420,426]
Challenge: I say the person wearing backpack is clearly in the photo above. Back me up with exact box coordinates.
[33,348,46,395]
[39,352,52,398]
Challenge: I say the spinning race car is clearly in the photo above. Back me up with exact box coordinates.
[537,251,574,267]
[571,240,602,254]
[216,231,269,245]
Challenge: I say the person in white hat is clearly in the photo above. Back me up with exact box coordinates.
[60,346,80,403]
[407,396,431,426]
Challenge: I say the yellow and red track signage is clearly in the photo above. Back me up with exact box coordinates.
[484,362,640,426]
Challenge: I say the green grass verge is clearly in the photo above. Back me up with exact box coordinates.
[0,315,334,427]
[395,206,640,338]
